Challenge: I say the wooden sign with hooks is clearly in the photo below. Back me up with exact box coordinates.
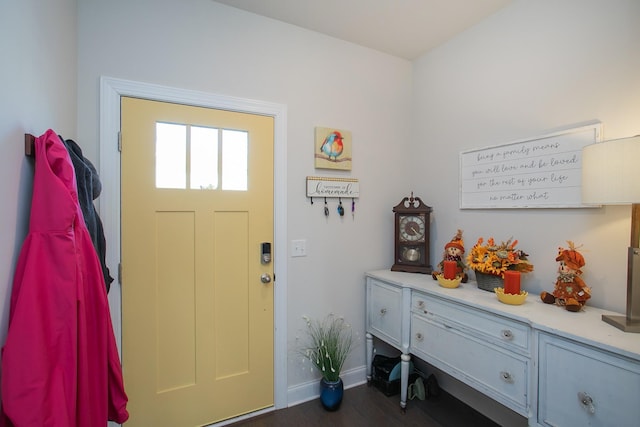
[306,176,359,218]
[306,176,359,198]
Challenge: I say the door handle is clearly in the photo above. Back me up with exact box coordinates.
[261,273,272,284]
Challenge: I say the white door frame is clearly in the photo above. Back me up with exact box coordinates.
[99,76,288,411]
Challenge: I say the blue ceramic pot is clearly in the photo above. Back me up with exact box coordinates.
[320,377,344,411]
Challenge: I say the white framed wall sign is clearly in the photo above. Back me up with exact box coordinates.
[306,176,360,198]
[460,123,602,209]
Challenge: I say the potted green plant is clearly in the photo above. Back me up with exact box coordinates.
[299,314,354,410]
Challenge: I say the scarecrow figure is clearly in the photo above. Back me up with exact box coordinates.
[432,229,468,283]
[541,241,591,312]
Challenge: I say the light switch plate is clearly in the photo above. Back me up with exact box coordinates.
[291,239,307,257]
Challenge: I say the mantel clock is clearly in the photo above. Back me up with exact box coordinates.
[391,193,432,274]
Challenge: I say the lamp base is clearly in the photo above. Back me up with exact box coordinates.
[602,314,640,333]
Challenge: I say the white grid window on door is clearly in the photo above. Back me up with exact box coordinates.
[155,122,248,191]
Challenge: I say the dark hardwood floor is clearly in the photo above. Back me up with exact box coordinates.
[229,383,500,427]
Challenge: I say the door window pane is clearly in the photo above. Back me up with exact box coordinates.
[222,130,248,191]
[156,123,186,189]
[155,122,247,192]
[190,126,218,190]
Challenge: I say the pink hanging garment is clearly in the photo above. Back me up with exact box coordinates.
[1,129,128,426]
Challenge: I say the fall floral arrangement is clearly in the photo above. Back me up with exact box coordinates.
[466,237,534,277]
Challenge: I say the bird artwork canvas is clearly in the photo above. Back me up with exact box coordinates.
[314,127,352,170]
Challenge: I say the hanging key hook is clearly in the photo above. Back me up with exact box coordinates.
[337,198,344,216]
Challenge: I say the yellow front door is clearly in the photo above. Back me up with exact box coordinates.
[120,97,274,426]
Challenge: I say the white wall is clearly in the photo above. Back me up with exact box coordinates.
[0,0,77,345]
[413,0,640,314]
[76,0,413,392]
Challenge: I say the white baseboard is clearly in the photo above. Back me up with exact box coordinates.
[286,365,368,407]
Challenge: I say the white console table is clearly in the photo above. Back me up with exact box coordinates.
[365,269,640,426]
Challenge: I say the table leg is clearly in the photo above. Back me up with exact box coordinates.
[365,333,373,384]
[400,353,410,411]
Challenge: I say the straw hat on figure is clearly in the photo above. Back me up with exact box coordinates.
[541,241,591,312]
[432,229,468,283]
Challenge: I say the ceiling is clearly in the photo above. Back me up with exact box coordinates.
[213,0,512,60]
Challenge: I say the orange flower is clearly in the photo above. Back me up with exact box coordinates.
[466,236,533,277]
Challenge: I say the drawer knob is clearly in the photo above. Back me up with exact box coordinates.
[380,308,387,316]
[415,332,424,342]
[501,329,513,340]
[578,391,596,414]
[417,300,425,308]
[500,371,514,383]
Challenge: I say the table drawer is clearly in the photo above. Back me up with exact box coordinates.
[538,333,640,427]
[412,292,529,353]
[366,279,402,347]
[411,313,529,415]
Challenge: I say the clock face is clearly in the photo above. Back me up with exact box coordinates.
[399,215,426,242]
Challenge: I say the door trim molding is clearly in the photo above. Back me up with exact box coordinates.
[99,76,288,410]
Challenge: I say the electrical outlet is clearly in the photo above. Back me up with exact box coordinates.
[291,239,307,257]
